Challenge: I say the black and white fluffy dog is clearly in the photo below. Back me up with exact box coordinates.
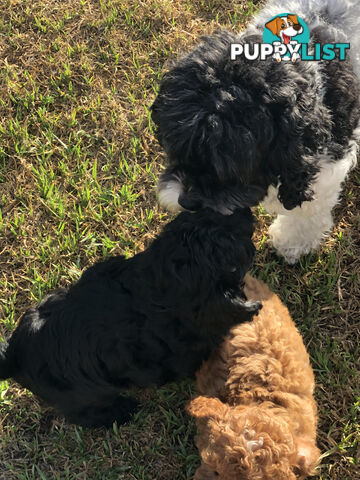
[0,208,260,428]
[152,0,360,263]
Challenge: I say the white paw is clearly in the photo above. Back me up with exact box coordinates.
[271,243,310,264]
[268,217,323,264]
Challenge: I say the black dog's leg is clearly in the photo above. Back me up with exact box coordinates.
[66,395,140,428]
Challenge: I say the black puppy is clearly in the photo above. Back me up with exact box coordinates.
[0,208,260,428]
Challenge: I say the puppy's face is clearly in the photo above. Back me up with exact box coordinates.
[157,165,267,215]
[152,32,275,214]
[188,397,320,480]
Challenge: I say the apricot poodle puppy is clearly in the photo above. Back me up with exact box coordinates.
[188,275,321,480]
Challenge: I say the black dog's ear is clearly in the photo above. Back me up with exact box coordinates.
[266,70,330,211]
[267,113,320,210]
[277,160,318,210]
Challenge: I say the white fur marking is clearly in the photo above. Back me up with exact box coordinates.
[157,179,183,212]
[246,437,264,452]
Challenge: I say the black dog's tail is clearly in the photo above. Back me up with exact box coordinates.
[0,340,15,379]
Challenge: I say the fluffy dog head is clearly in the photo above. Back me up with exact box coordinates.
[147,208,257,304]
[188,397,320,480]
[152,30,326,213]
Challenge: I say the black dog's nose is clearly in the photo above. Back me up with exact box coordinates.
[178,193,203,211]
[293,24,302,31]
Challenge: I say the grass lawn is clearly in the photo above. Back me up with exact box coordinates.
[0,0,359,479]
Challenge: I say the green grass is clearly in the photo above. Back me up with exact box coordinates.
[0,0,359,479]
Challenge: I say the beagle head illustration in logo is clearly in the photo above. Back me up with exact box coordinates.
[265,14,304,44]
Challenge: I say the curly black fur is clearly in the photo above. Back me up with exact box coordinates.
[152,29,360,212]
[0,208,260,428]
